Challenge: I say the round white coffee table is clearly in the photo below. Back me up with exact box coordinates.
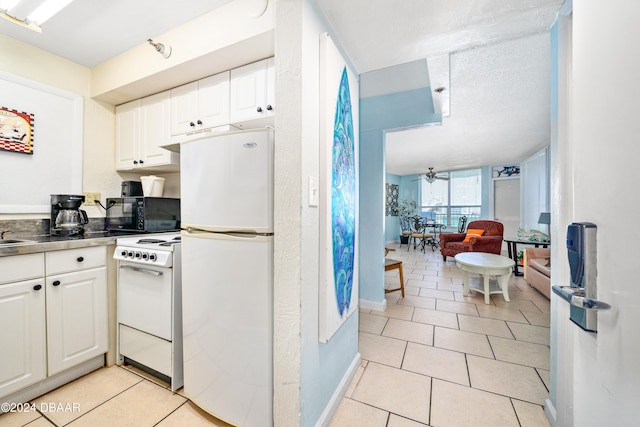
[455,252,515,304]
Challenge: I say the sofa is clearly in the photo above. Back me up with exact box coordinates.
[441,220,504,261]
[523,247,551,299]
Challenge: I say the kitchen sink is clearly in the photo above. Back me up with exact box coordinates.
[0,239,33,245]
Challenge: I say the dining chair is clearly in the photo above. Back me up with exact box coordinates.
[408,216,434,252]
[384,248,405,297]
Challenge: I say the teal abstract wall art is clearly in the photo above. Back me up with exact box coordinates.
[319,33,359,343]
[331,67,356,317]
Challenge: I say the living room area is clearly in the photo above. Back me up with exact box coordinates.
[333,241,551,426]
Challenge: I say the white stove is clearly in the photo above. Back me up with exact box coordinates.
[113,234,181,267]
[114,233,183,391]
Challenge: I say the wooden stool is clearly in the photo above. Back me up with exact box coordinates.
[384,248,405,297]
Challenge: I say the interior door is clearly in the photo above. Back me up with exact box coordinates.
[494,178,520,243]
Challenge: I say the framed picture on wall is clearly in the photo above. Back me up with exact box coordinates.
[318,33,360,343]
[0,106,34,154]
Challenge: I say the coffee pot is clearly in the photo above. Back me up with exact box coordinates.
[50,195,89,236]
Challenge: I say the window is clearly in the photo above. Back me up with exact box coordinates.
[420,168,482,229]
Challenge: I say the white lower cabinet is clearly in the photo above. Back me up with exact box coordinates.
[0,247,108,400]
[46,267,108,376]
[0,276,46,398]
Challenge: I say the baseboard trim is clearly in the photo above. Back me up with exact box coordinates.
[1,355,104,407]
[545,398,557,426]
[359,298,387,312]
[314,352,362,427]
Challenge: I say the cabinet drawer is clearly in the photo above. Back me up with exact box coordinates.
[46,246,106,275]
[0,253,45,285]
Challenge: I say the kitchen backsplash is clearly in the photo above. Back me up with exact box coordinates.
[0,217,107,238]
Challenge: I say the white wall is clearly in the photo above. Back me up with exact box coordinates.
[0,33,117,219]
[552,1,640,425]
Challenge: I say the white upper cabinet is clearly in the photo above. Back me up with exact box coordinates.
[230,58,275,129]
[171,71,230,136]
[115,99,139,170]
[116,91,179,172]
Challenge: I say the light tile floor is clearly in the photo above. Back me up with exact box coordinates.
[331,244,551,427]
[1,245,550,427]
[0,363,234,427]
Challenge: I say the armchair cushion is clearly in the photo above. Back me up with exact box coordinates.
[463,229,485,242]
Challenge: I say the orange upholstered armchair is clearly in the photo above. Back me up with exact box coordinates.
[441,220,504,261]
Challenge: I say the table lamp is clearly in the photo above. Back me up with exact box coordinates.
[538,212,551,241]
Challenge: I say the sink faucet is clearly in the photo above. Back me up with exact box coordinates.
[1,230,13,239]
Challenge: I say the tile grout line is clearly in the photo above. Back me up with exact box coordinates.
[55,377,144,427]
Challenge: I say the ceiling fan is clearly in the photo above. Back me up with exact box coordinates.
[416,167,449,183]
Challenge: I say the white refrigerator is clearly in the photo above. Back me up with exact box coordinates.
[180,128,274,427]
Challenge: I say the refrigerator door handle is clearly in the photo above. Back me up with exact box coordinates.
[184,227,274,238]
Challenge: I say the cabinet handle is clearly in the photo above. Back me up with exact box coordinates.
[190,121,195,127]
[197,119,203,125]
[266,105,273,111]
[33,284,42,291]
[133,160,138,165]
[77,256,84,262]
[256,106,263,113]
[139,160,144,164]
[52,280,61,287]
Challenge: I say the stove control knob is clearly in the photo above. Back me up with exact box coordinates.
[142,252,149,260]
[149,253,157,262]
[134,251,141,259]
[120,250,127,257]
[127,251,134,258]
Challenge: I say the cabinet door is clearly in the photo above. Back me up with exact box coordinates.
[46,267,108,376]
[170,81,198,136]
[0,278,46,398]
[198,71,230,129]
[115,100,140,170]
[140,91,174,167]
[230,59,268,124]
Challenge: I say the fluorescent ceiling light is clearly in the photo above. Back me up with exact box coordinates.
[0,0,22,12]
[27,0,73,25]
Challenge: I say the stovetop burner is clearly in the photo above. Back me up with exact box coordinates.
[136,236,181,245]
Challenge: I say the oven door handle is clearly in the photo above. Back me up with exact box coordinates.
[119,264,164,276]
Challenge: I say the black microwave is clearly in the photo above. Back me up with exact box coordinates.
[106,197,181,233]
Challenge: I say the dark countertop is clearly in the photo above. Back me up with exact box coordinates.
[0,231,178,257]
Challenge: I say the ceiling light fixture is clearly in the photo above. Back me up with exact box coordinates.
[0,0,75,32]
[148,38,172,59]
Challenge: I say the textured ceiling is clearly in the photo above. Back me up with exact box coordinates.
[316,0,564,175]
[385,32,552,175]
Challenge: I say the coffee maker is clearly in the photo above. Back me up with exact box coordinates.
[50,194,89,236]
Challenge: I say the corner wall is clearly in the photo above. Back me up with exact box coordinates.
[359,63,440,307]
[273,1,360,425]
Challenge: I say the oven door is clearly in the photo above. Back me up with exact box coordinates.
[117,261,172,340]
